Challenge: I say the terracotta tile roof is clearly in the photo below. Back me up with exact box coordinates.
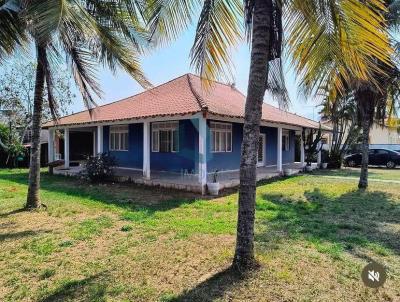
[43,74,326,130]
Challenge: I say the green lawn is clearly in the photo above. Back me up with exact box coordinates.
[0,169,399,301]
[313,167,400,181]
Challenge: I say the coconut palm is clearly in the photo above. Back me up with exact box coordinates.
[1,0,151,209]
[357,0,400,188]
[291,0,398,189]
[145,0,392,270]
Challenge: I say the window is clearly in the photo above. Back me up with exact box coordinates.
[109,125,129,151]
[376,149,388,155]
[282,130,290,151]
[152,121,179,152]
[210,122,232,152]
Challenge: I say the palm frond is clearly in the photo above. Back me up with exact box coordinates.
[190,0,243,83]
[267,58,290,109]
[146,0,201,45]
[287,0,393,98]
[84,0,149,52]
[0,0,25,59]
[73,1,151,88]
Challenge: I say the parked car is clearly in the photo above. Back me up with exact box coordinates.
[344,149,400,168]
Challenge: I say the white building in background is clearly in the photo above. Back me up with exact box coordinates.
[321,120,400,151]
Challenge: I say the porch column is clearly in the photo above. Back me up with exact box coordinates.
[277,127,283,173]
[92,130,96,156]
[300,135,305,167]
[317,142,322,167]
[48,128,55,162]
[97,125,103,154]
[64,128,70,168]
[143,121,151,179]
[198,117,207,194]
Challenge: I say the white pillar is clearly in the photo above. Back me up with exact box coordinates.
[92,130,96,156]
[300,135,305,167]
[143,121,151,179]
[198,117,207,194]
[48,128,54,163]
[317,142,322,167]
[64,128,70,168]
[277,127,283,173]
[97,125,103,154]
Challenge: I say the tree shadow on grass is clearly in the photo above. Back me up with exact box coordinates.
[39,272,109,302]
[168,266,256,302]
[0,170,204,214]
[0,229,51,242]
[0,208,26,218]
[258,188,400,259]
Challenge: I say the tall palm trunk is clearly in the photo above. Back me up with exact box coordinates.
[356,89,374,189]
[26,44,46,209]
[358,116,371,188]
[233,0,272,271]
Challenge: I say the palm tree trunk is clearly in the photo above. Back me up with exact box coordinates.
[358,112,371,189]
[26,44,46,209]
[356,89,374,189]
[233,0,272,271]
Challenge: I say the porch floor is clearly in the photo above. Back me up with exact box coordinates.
[53,162,309,194]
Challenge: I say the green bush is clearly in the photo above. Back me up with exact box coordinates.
[84,153,116,182]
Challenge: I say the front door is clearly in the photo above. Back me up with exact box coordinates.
[257,134,266,167]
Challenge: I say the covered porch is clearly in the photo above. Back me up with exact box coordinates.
[48,115,322,195]
[53,162,307,193]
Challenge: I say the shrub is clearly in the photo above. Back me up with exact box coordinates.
[84,153,116,182]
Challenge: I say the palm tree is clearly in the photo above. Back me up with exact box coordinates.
[1,0,151,209]
[357,0,400,188]
[146,0,392,270]
[291,0,398,189]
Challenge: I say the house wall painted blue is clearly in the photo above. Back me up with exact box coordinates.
[207,122,295,171]
[101,119,297,173]
[282,130,296,164]
[150,119,198,173]
[103,124,143,169]
[261,126,277,166]
[207,121,243,171]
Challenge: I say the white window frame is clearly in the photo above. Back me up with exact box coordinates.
[109,125,129,151]
[210,122,232,153]
[282,130,290,151]
[151,121,179,153]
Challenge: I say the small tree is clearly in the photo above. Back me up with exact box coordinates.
[0,123,25,167]
[0,60,75,136]
[321,93,361,168]
[302,126,323,167]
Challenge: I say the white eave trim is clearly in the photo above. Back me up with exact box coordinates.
[46,112,203,130]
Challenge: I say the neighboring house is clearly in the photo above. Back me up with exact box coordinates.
[43,74,328,193]
[22,129,49,166]
[321,120,400,151]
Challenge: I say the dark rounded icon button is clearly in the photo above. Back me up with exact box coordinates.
[361,262,387,288]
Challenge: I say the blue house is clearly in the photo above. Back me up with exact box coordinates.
[44,74,325,194]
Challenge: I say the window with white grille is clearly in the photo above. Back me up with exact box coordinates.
[152,122,179,152]
[109,125,129,151]
[210,122,232,152]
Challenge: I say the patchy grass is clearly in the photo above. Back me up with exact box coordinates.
[0,168,399,301]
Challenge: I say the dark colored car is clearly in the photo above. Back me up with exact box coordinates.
[344,149,400,169]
